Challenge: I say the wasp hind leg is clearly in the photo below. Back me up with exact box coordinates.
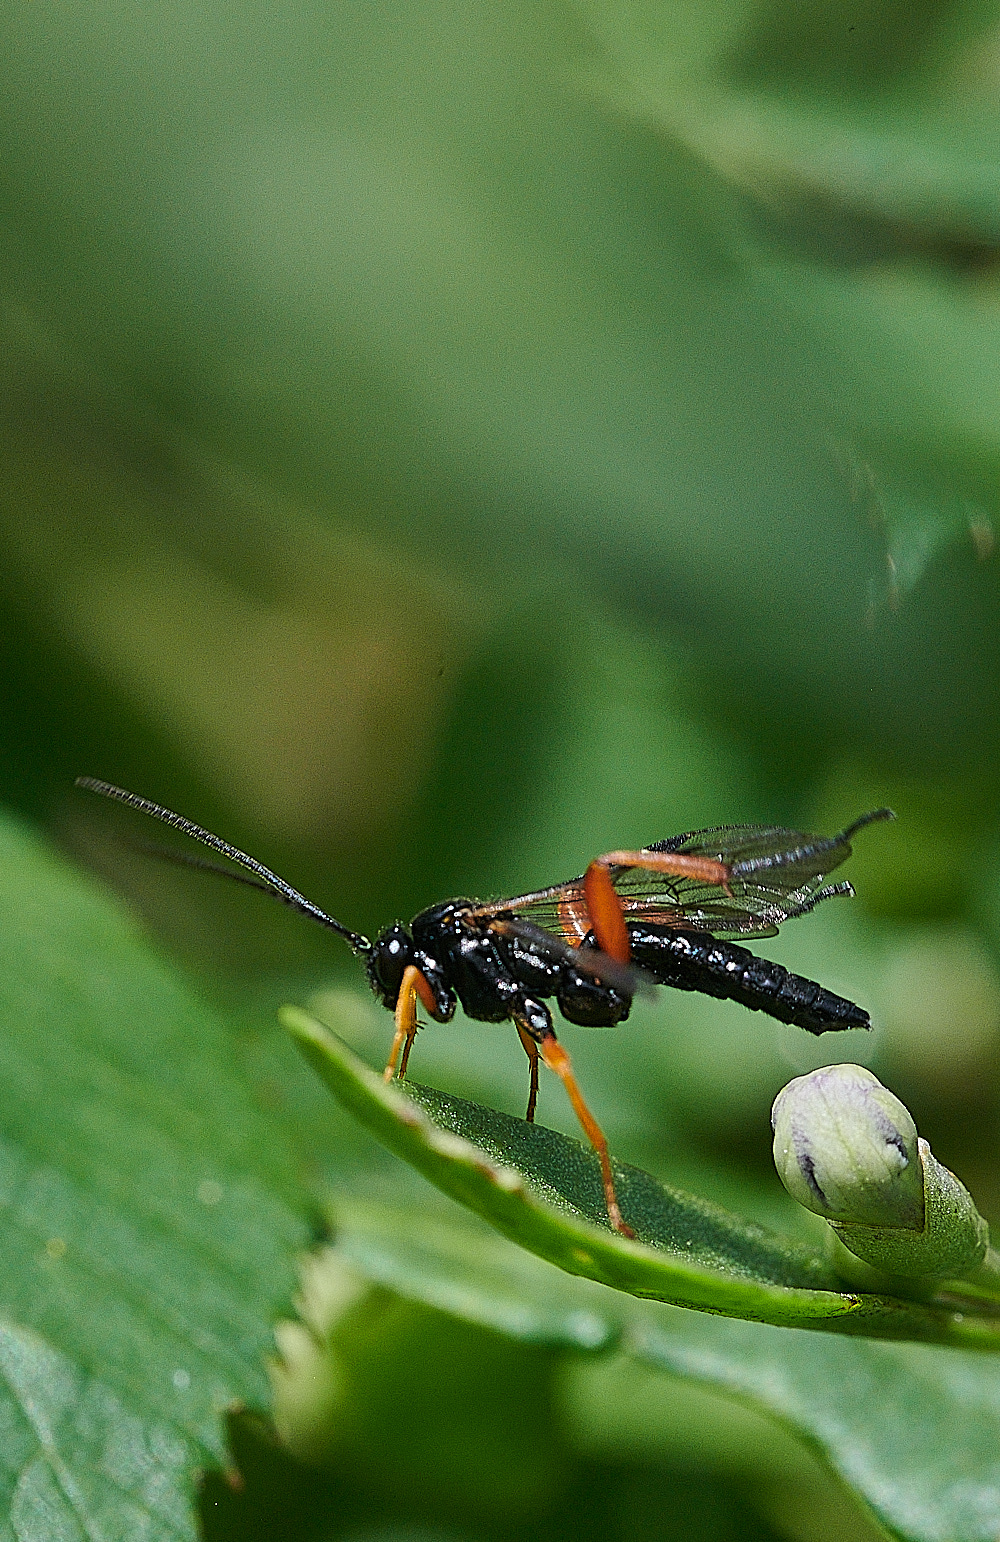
[583,848,732,964]
[384,964,438,1082]
[515,1024,540,1122]
[536,1028,635,1239]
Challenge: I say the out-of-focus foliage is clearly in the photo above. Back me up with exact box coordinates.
[255,1209,1000,1542]
[0,808,306,1537]
[2,0,1000,1536]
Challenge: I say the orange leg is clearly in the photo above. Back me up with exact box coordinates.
[538,1032,635,1238]
[515,1024,540,1122]
[383,964,437,1082]
[583,849,732,964]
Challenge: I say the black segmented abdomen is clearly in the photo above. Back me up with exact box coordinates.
[627,923,870,1035]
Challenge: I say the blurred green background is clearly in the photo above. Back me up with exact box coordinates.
[4,0,1000,1536]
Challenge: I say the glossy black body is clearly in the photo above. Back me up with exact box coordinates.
[366,902,868,1040]
[74,780,882,1049]
[627,922,868,1033]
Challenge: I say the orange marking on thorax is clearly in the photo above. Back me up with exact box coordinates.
[557,895,591,946]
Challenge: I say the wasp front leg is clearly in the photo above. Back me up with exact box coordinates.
[383,964,440,1082]
[583,849,732,964]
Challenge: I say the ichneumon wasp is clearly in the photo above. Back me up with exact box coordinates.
[76,777,892,1236]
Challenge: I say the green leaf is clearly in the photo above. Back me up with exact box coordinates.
[330,1197,621,1351]
[278,1176,1000,1542]
[630,1309,1000,1542]
[578,2,1000,243]
[0,810,308,1538]
[230,1239,803,1542]
[282,1008,1000,1347]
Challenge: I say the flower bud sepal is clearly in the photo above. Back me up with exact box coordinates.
[825,1228,1000,1304]
[831,1139,989,1284]
[822,1228,933,1299]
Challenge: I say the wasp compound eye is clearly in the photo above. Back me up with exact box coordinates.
[367,924,416,1006]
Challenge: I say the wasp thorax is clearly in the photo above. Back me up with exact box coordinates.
[366,923,416,1007]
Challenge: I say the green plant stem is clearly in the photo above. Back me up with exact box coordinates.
[934,1248,1000,1310]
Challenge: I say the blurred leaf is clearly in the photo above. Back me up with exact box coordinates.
[289,1161,1000,1542]
[631,1307,1000,1542]
[270,1257,567,1510]
[330,1197,621,1351]
[571,1,1000,768]
[231,1215,800,1542]
[0,809,308,1538]
[577,1,1000,242]
[0,4,897,750]
[282,1009,1000,1345]
[250,1163,1000,1542]
[563,1354,890,1542]
[207,1362,790,1542]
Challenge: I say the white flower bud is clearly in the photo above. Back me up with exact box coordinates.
[772,1064,924,1230]
[772,1064,991,1284]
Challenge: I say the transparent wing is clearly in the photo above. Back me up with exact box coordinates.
[617,808,893,939]
[472,810,892,943]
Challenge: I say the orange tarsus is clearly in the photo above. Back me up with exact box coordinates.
[584,849,732,962]
[515,1024,540,1122]
[383,963,435,1082]
[538,1034,635,1238]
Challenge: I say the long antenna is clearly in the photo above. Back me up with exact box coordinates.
[75,777,372,955]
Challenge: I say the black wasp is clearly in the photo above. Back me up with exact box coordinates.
[77,778,892,1236]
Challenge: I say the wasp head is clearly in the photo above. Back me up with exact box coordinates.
[366,923,416,1008]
